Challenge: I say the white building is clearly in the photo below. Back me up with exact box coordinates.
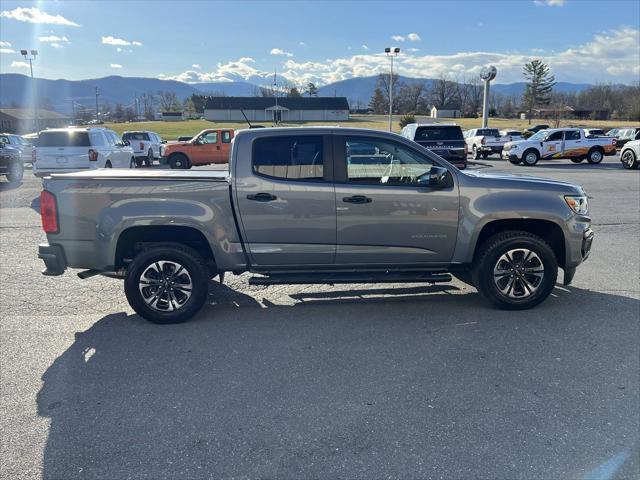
[161,111,185,121]
[430,104,462,119]
[204,97,350,122]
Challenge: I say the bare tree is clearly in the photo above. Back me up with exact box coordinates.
[430,74,458,108]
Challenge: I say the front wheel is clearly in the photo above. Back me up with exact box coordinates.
[508,156,521,165]
[621,149,638,169]
[6,161,24,182]
[169,154,190,169]
[522,149,540,166]
[124,244,210,324]
[472,231,557,310]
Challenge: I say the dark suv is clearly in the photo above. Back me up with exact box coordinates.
[401,123,467,169]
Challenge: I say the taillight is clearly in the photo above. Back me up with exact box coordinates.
[140,142,144,150]
[32,149,36,163]
[88,149,98,161]
[40,191,58,234]
[464,144,468,155]
[481,137,486,145]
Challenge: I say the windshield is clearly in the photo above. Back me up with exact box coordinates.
[529,131,548,141]
[414,126,463,141]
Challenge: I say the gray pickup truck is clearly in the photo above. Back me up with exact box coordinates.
[38,127,594,324]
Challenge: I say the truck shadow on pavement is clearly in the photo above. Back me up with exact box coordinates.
[36,285,639,479]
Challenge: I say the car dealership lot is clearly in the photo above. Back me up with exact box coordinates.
[1,156,638,478]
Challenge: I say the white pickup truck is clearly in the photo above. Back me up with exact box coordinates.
[502,128,617,166]
[464,128,508,159]
[122,131,164,167]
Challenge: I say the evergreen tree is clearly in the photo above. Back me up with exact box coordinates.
[306,82,318,97]
[368,87,388,114]
[522,60,556,124]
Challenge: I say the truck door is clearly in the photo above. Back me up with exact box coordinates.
[234,134,336,265]
[541,130,564,159]
[193,131,219,165]
[562,130,585,158]
[333,135,459,265]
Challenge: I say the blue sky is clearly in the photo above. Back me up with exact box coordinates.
[1,0,639,85]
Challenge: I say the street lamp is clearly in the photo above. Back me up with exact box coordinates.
[479,65,497,128]
[21,49,38,131]
[385,47,400,132]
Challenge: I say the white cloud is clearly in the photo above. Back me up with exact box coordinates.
[161,57,269,84]
[0,41,11,47]
[407,33,421,41]
[1,47,16,54]
[10,61,30,68]
[110,63,123,69]
[116,47,122,52]
[192,64,201,69]
[101,36,142,47]
[534,0,565,6]
[39,35,70,44]
[299,42,306,46]
[0,7,80,26]
[362,44,369,51]
[391,35,405,42]
[50,43,62,48]
[270,48,293,57]
[407,48,420,53]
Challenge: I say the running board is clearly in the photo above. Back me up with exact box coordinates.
[249,272,452,286]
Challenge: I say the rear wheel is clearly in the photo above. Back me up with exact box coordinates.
[472,145,481,160]
[472,231,557,310]
[169,153,190,169]
[481,152,489,159]
[105,161,112,168]
[130,157,136,169]
[124,244,210,324]
[508,156,521,165]
[586,148,603,164]
[146,149,153,167]
[570,158,583,163]
[522,149,540,166]
[6,161,24,182]
[621,149,638,169]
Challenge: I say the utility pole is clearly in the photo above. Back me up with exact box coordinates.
[480,66,497,128]
[95,87,100,122]
[384,47,400,132]
[273,69,278,125]
[20,49,38,131]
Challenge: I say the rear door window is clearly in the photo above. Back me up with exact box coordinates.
[37,131,91,147]
[565,130,581,141]
[252,135,324,181]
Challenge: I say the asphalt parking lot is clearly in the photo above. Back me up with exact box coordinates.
[1,154,638,479]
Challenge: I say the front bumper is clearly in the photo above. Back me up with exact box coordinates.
[38,244,67,276]
[582,228,594,260]
[502,150,520,161]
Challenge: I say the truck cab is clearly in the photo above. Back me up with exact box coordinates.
[161,129,234,168]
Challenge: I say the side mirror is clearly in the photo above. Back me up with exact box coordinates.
[161,140,167,144]
[419,166,451,188]
[122,140,130,146]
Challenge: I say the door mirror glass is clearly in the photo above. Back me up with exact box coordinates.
[122,140,130,146]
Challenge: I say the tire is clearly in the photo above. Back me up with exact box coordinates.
[169,153,190,169]
[135,158,143,167]
[6,161,24,182]
[472,145,481,160]
[146,149,153,167]
[621,149,638,169]
[508,156,521,165]
[586,148,603,164]
[522,149,540,166]
[472,231,558,310]
[124,244,210,324]
[481,152,489,159]
[570,158,583,163]
[130,157,137,169]
[105,161,112,168]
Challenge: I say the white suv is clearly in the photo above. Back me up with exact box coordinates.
[33,127,135,177]
[122,130,164,167]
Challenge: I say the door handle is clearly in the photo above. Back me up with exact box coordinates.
[247,193,277,202]
[343,195,372,204]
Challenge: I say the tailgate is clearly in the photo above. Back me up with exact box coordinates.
[38,146,90,170]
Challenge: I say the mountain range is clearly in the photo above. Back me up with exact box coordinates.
[0,73,593,115]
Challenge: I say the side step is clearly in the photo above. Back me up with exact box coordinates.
[249,271,452,286]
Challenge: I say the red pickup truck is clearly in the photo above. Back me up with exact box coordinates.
[161,129,234,168]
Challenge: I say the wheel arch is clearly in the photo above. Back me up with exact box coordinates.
[472,218,566,269]
[115,225,216,273]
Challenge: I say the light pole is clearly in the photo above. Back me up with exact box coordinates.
[20,49,38,131]
[479,65,497,128]
[385,47,400,132]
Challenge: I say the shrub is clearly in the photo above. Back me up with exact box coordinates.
[399,113,416,129]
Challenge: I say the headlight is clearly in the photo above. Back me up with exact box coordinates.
[564,195,588,215]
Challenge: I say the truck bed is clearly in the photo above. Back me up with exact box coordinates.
[47,168,229,181]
